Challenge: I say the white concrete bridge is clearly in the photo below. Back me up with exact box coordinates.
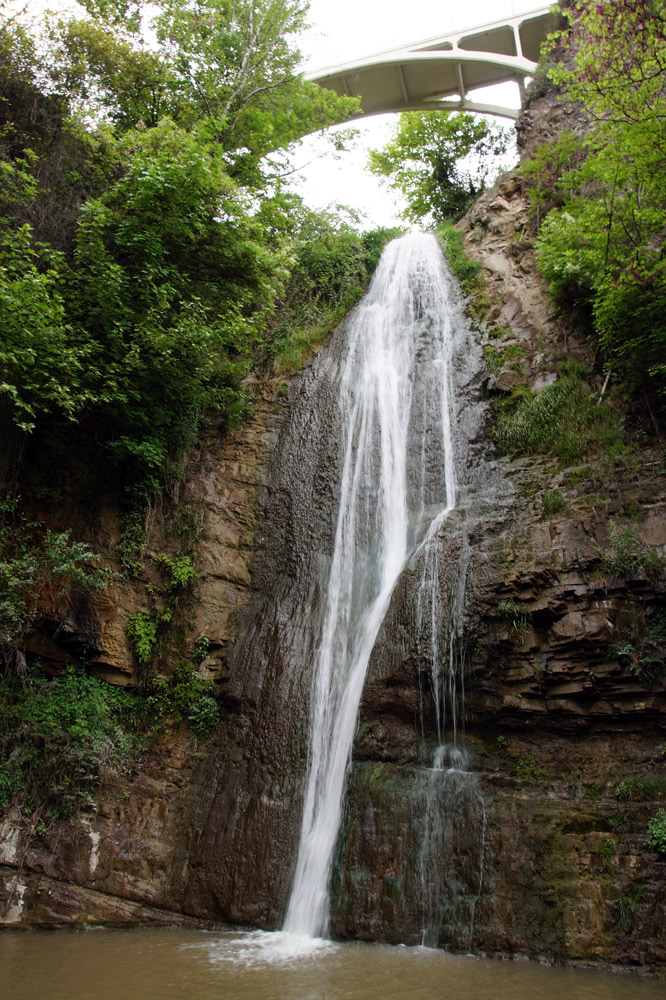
[305,6,557,121]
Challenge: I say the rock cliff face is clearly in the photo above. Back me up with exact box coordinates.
[0,379,288,927]
[2,89,666,976]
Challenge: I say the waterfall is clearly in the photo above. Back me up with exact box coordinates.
[419,744,486,949]
[415,528,486,949]
[284,233,460,939]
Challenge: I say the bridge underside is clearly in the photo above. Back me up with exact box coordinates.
[305,7,557,121]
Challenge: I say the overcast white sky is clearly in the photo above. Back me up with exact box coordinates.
[291,0,547,227]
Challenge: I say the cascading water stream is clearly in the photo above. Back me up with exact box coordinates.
[283,233,460,939]
[419,743,487,950]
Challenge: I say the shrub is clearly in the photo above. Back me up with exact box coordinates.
[188,695,219,739]
[498,598,530,637]
[126,611,159,666]
[437,223,483,294]
[0,498,110,671]
[541,489,566,517]
[494,361,626,465]
[515,754,541,781]
[597,836,617,870]
[0,665,142,818]
[602,525,663,580]
[646,809,666,854]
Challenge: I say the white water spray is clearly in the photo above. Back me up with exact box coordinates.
[284,234,460,938]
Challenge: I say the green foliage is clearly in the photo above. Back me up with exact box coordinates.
[48,0,357,170]
[0,665,142,818]
[549,1,666,126]
[494,361,626,465]
[531,1,666,413]
[498,598,530,637]
[520,131,588,226]
[585,780,604,802]
[0,0,364,516]
[605,809,629,833]
[0,498,109,668]
[646,809,666,854]
[541,489,566,518]
[0,223,92,433]
[368,112,511,224]
[192,634,211,663]
[126,611,159,666]
[125,550,198,667]
[616,896,635,927]
[271,211,400,372]
[611,602,666,679]
[436,223,483,294]
[167,503,206,546]
[597,836,617,871]
[603,528,664,581]
[187,694,219,739]
[616,885,645,926]
[161,658,218,738]
[157,555,196,591]
[614,780,632,802]
[614,777,666,802]
[515,754,541,781]
[0,653,220,820]
[66,119,290,492]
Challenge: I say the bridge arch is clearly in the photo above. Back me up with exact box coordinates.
[305,6,557,121]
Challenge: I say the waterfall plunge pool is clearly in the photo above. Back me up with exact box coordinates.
[2,929,663,999]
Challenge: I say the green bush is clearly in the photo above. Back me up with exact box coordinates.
[188,695,219,739]
[0,665,143,818]
[597,836,617,870]
[494,361,626,465]
[0,498,110,668]
[541,489,566,517]
[530,2,666,414]
[0,656,221,820]
[614,777,666,802]
[646,809,666,854]
[270,213,400,374]
[437,223,483,294]
[515,754,541,781]
[126,611,159,666]
[0,3,363,515]
[169,659,218,738]
[603,525,663,580]
[498,598,530,637]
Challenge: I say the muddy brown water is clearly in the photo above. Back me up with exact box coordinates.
[2,929,663,1000]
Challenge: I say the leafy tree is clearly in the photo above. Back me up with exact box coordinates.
[533,0,666,411]
[66,120,292,492]
[0,0,390,824]
[368,111,511,224]
[47,0,359,181]
[549,0,666,127]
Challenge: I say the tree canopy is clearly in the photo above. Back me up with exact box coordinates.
[368,111,511,225]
